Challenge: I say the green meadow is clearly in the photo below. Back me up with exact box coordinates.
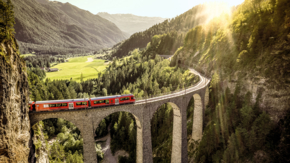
[46,56,108,82]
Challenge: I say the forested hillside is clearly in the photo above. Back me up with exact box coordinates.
[171,0,290,118]
[12,0,127,54]
[97,12,166,36]
[111,3,234,58]
[167,0,290,162]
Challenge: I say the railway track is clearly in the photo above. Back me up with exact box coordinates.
[135,68,210,105]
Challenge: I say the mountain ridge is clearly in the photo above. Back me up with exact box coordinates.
[13,0,127,54]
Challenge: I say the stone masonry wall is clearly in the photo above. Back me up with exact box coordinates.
[0,38,30,163]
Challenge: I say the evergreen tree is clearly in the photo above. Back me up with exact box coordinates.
[3,0,14,37]
[80,73,83,83]
[102,88,107,96]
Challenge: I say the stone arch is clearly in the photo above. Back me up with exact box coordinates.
[204,87,209,109]
[94,111,143,163]
[30,114,83,134]
[150,102,182,163]
[191,94,203,141]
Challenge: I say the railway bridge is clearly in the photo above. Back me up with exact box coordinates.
[29,68,211,163]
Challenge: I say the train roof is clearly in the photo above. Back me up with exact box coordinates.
[90,94,134,100]
[35,98,89,104]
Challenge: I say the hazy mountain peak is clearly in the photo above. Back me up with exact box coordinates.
[97,12,166,36]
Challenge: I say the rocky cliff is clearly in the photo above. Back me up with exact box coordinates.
[31,122,49,163]
[0,38,30,162]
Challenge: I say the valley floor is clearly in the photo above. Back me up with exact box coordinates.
[96,125,129,163]
[46,56,108,82]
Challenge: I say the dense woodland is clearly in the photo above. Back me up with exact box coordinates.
[25,55,66,68]
[33,119,84,162]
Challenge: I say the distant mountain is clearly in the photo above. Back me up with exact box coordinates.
[110,4,222,58]
[12,0,127,54]
[97,12,166,36]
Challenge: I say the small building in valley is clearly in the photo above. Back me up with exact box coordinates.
[48,68,59,72]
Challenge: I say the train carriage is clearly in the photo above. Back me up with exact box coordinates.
[32,99,89,112]
[90,94,135,108]
[90,96,117,108]
[29,101,35,111]
[118,94,135,105]
[29,94,135,112]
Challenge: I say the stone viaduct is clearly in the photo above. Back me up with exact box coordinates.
[29,71,210,163]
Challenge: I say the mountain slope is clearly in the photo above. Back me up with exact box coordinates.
[111,3,234,58]
[171,0,290,120]
[13,0,127,54]
[97,12,166,36]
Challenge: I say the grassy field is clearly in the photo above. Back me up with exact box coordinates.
[46,56,108,82]
[20,54,35,57]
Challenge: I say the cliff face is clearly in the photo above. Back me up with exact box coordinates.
[31,122,49,163]
[224,74,290,122]
[0,38,30,162]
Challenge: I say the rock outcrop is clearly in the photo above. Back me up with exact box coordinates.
[223,74,290,122]
[0,38,30,162]
[31,122,49,163]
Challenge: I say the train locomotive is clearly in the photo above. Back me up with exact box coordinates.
[29,94,135,112]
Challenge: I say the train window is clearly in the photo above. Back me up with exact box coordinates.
[49,104,56,107]
[105,100,109,104]
[76,102,87,105]
[111,100,113,103]
[121,97,130,101]
[131,96,135,100]
[62,103,67,106]
[94,100,105,104]
[44,104,49,108]
[56,103,62,107]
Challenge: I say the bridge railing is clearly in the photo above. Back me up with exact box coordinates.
[135,66,210,102]
[135,80,202,102]
[179,64,212,79]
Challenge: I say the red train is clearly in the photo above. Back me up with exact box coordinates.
[29,94,135,112]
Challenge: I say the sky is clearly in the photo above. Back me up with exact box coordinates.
[49,0,245,18]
